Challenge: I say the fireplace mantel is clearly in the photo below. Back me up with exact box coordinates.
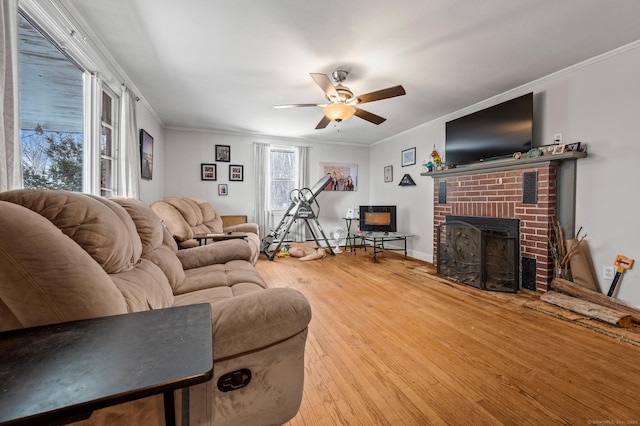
[421,150,587,178]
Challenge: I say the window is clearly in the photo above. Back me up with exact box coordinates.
[18,12,84,191]
[269,147,296,210]
[100,87,118,196]
[18,10,119,195]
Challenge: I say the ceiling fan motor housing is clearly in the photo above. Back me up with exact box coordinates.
[331,69,349,83]
[330,85,355,104]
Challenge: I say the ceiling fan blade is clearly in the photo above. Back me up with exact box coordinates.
[315,115,331,129]
[357,85,406,104]
[274,103,321,109]
[310,73,338,98]
[354,108,386,125]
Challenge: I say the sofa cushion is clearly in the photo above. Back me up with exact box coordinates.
[109,197,164,255]
[0,201,128,330]
[109,258,175,311]
[0,190,141,274]
[176,259,266,295]
[173,288,311,360]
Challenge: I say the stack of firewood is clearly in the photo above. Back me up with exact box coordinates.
[544,224,637,328]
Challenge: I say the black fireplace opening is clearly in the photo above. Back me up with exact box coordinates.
[437,216,520,293]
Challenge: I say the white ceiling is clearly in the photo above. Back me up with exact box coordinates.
[67,0,640,145]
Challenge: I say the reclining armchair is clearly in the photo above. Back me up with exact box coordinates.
[151,197,260,264]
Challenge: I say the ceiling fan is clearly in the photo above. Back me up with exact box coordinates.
[275,69,406,129]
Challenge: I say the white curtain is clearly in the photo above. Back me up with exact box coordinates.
[117,85,140,198]
[291,146,309,242]
[0,0,22,191]
[253,142,270,238]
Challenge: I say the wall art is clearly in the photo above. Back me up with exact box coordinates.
[401,147,416,167]
[201,163,216,181]
[384,165,393,183]
[229,164,244,181]
[215,144,231,162]
[320,162,357,191]
[140,129,154,180]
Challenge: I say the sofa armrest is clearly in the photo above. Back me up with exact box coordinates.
[177,239,252,270]
[223,222,259,236]
[210,288,312,360]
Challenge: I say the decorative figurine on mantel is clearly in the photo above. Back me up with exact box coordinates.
[431,145,441,166]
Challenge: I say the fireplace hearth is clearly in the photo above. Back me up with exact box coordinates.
[437,216,519,293]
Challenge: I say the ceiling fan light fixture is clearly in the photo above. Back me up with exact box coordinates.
[323,103,355,122]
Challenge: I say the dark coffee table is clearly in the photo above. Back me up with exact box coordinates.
[0,304,213,426]
[353,232,414,262]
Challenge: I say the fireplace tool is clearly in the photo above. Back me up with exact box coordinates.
[606,254,634,297]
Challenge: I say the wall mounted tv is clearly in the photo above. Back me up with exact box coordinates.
[359,205,397,233]
[445,92,533,166]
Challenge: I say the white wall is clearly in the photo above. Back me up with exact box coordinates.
[163,129,369,235]
[369,126,441,261]
[371,42,640,308]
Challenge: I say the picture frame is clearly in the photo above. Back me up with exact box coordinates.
[552,144,565,155]
[538,144,556,155]
[399,173,417,186]
[564,142,581,153]
[384,165,393,183]
[215,144,231,162]
[319,162,358,191]
[402,147,416,167]
[218,184,228,196]
[140,129,154,180]
[200,163,216,181]
[229,164,244,181]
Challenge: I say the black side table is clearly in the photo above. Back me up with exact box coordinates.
[342,217,359,252]
[0,304,213,426]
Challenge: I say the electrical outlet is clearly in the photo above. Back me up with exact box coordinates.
[553,133,563,145]
[603,266,615,280]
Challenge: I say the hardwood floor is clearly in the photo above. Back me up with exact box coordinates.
[255,246,640,425]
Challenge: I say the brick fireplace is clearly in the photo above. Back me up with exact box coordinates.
[429,153,586,293]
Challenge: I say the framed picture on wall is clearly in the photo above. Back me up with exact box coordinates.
[401,147,416,167]
[319,162,358,191]
[384,165,393,183]
[229,165,244,181]
[140,129,154,180]
[201,163,216,181]
[218,184,228,196]
[215,145,231,162]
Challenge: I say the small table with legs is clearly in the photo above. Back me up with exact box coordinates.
[0,304,213,426]
[354,232,414,262]
[342,217,359,252]
[193,232,247,246]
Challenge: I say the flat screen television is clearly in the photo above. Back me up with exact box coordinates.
[359,205,397,233]
[445,92,533,166]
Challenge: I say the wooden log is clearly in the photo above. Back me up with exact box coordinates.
[551,278,640,323]
[540,291,632,328]
[565,239,599,291]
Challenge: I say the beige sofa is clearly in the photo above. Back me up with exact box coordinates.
[151,197,260,264]
[0,190,311,426]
